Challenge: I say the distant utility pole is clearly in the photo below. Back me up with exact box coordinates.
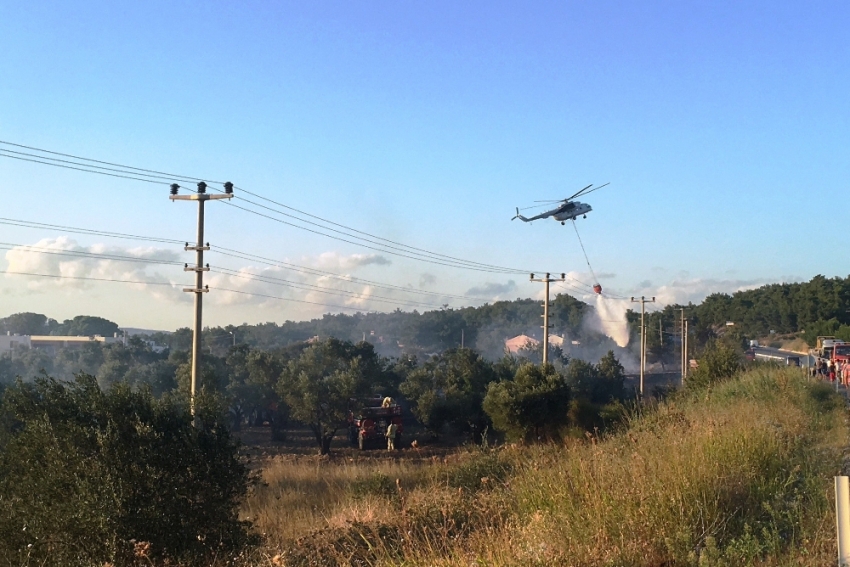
[679,308,686,384]
[170,181,233,417]
[530,273,566,365]
[682,319,691,384]
[631,296,656,398]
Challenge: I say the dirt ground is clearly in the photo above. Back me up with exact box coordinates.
[235,423,471,465]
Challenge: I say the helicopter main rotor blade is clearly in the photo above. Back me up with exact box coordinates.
[520,203,558,210]
[572,182,610,199]
[565,183,594,201]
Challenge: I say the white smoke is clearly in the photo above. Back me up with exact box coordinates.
[585,295,631,347]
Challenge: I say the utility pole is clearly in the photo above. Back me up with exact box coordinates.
[531,273,566,365]
[679,308,686,384]
[461,328,465,349]
[631,296,656,398]
[170,181,233,417]
[682,319,691,384]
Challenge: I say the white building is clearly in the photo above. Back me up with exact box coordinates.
[0,333,123,356]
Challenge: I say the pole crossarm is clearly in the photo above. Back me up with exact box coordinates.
[170,194,233,202]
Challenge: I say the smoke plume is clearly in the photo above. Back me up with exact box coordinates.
[585,295,631,347]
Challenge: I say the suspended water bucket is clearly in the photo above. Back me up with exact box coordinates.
[592,284,603,295]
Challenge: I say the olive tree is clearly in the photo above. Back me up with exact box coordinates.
[277,338,381,454]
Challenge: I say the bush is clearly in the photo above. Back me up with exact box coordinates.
[444,451,511,492]
[0,375,255,566]
[687,340,742,390]
[483,363,570,441]
[350,472,398,500]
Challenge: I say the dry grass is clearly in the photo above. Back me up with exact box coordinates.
[241,367,846,566]
[244,454,444,547]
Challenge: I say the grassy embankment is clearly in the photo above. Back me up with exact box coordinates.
[245,366,847,566]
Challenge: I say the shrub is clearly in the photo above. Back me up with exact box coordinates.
[350,472,398,499]
[483,363,570,441]
[444,451,511,492]
[687,339,742,390]
[0,374,255,566]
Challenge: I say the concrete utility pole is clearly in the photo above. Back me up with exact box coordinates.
[170,181,233,417]
[631,296,656,398]
[530,273,566,365]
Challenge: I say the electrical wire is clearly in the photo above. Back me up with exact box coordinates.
[0,269,183,287]
[0,140,551,276]
[0,151,174,186]
[0,242,185,266]
[0,269,372,313]
[211,246,492,302]
[0,215,497,303]
[233,185,533,274]
[0,148,188,184]
[0,217,185,245]
[210,267,449,309]
[222,200,523,274]
[0,140,219,184]
[208,286,373,313]
[0,241,449,308]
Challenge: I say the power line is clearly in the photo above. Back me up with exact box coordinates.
[0,269,183,287]
[0,219,495,310]
[210,267,449,309]
[223,200,524,274]
[0,151,174,186]
[0,148,188,184]
[0,140,218,184]
[0,140,546,275]
[233,185,533,274]
[0,242,184,266]
[0,215,495,303]
[212,246,491,302]
[0,269,372,313]
[208,286,373,313]
[0,217,185,244]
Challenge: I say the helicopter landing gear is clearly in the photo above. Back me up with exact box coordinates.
[583,214,587,219]
[561,221,565,225]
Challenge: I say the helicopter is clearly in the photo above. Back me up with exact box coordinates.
[512,183,609,225]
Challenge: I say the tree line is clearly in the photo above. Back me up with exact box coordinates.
[0,331,629,454]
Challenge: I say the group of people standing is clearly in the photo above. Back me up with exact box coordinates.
[814,359,850,385]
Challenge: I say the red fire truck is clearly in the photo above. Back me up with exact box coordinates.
[348,397,403,450]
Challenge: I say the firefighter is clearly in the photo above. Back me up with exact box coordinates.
[386,422,398,451]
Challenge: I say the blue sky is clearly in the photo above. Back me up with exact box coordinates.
[0,1,848,329]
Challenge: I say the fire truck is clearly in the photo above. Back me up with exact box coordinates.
[348,397,403,450]
[812,336,848,363]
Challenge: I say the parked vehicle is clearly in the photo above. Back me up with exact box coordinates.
[754,351,800,366]
[812,336,845,361]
